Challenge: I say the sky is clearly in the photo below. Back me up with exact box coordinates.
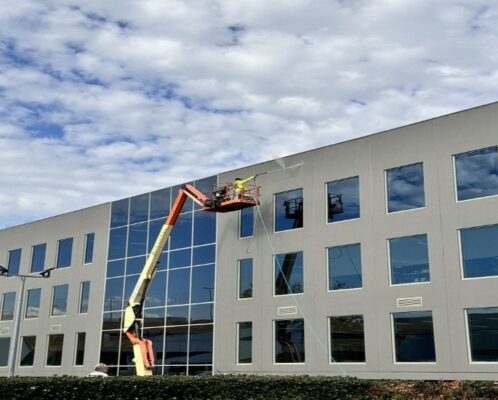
[1,0,498,228]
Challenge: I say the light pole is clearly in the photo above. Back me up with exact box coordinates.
[0,266,54,377]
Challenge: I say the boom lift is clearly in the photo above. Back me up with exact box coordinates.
[122,181,259,376]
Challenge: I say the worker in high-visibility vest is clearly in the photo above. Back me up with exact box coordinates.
[234,176,254,198]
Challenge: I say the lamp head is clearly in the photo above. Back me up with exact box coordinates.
[0,265,8,276]
[40,267,55,278]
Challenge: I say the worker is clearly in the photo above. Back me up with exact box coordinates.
[87,363,109,377]
[233,176,255,199]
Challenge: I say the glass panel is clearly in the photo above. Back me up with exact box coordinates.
[111,198,129,228]
[164,365,187,376]
[143,327,165,365]
[328,244,362,290]
[240,207,254,238]
[145,271,166,308]
[51,284,68,316]
[108,227,127,260]
[166,306,189,326]
[46,334,64,366]
[238,321,252,364]
[467,307,498,362]
[330,315,365,362]
[25,288,41,318]
[84,233,95,264]
[239,258,253,299]
[130,193,149,224]
[126,256,146,275]
[107,260,125,278]
[275,251,304,295]
[386,163,425,213]
[7,249,22,275]
[75,332,86,366]
[148,219,165,253]
[170,249,191,269]
[275,319,305,363]
[1,292,16,320]
[100,331,120,366]
[167,269,190,305]
[189,365,212,376]
[189,324,213,364]
[190,303,214,324]
[102,311,122,330]
[31,243,46,273]
[57,237,73,268]
[144,307,166,327]
[20,336,36,366]
[0,338,10,366]
[455,146,498,201]
[327,176,360,222]
[393,311,436,362]
[104,277,124,312]
[127,222,148,257]
[170,212,192,250]
[193,212,216,246]
[79,281,90,313]
[165,326,188,364]
[191,264,215,303]
[389,235,430,285]
[460,224,498,278]
[150,188,171,220]
[193,245,215,266]
[275,189,303,232]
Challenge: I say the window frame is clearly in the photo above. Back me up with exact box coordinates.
[19,335,37,367]
[464,307,498,364]
[328,314,366,364]
[84,233,95,265]
[273,318,306,365]
[1,292,16,321]
[74,332,86,366]
[45,334,64,367]
[56,237,73,269]
[51,284,69,317]
[273,251,304,297]
[237,258,253,300]
[25,288,41,319]
[7,248,22,276]
[236,321,253,365]
[326,243,363,292]
[79,281,90,314]
[385,162,426,215]
[325,176,360,225]
[30,243,47,274]
[239,207,255,239]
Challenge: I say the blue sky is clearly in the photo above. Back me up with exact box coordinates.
[1,0,498,228]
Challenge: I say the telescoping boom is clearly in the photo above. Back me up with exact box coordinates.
[122,181,259,376]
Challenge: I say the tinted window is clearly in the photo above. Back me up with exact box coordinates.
[190,303,214,324]
[275,319,305,363]
[46,334,64,366]
[51,285,69,316]
[31,243,46,273]
[167,268,190,305]
[455,146,498,201]
[239,258,253,299]
[275,189,303,232]
[189,324,213,364]
[130,193,149,224]
[111,198,129,228]
[193,245,215,266]
[104,278,124,311]
[393,311,436,362]
[126,256,145,275]
[1,292,16,320]
[191,265,215,303]
[7,249,22,275]
[144,271,166,308]
[0,338,10,366]
[150,188,171,220]
[460,224,498,278]
[148,219,165,253]
[25,288,41,318]
[165,326,188,364]
[238,322,252,364]
[20,336,36,366]
[127,222,147,257]
[467,307,498,362]
[275,251,303,295]
[107,259,125,278]
[170,212,192,250]
[240,207,254,238]
[108,227,127,260]
[194,210,216,246]
[75,332,86,366]
[84,233,95,264]
[386,163,425,213]
[143,307,165,327]
[102,312,122,330]
[167,306,189,325]
[79,281,90,313]
[57,238,73,268]
[389,234,430,285]
[328,244,362,290]
[330,315,365,362]
[170,249,191,269]
[100,332,120,366]
[327,176,360,222]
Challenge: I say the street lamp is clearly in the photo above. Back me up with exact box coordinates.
[0,266,55,377]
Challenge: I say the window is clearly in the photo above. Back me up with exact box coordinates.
[20,336,36,366]
[328,244,362,290]
[75,332,86,365]
[1,292,16,321]
[460,224,498,279]
[0,338,10,366]
[31,243,46,273]
[25,288,41,318]
[327,176,360,222]
[170,212,193,249]
[7,249,22,275]
[57,238,73,268]
[110,198,129,228]
[275,188,303,232]
[238,259,253,299]
[275,319,305,363]
[240,207,254,238]
[150,188,171,220]
[46,334,64,366]
[108,227,127,260]
[167,268,190,305]
[127,222,147,257]
[130,193,149,224]
[392,311,436,362]
[191,265,215,303]
[238,322,252,364]
[330,315,365,363]
[194,211,216,246]
[466,307,498,362]
[455,146,498,201]
[51,284,69,316]
[389,234,430,285]
[84,233,95,264]
[189,325,213,364]
[275,251,304,295]
[79,281,90,313]
[386,163,425,213]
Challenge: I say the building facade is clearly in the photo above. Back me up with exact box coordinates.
[1,103,497,379]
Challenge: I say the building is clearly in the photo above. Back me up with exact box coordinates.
[1,103,497,380]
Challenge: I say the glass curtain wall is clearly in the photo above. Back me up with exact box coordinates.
[102,176,217,376]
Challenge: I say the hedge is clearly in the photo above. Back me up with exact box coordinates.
[0,375,496,400]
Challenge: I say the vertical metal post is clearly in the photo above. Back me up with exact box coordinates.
[7,276,25,377]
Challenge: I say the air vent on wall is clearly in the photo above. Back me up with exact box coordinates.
[0,328,10,335]
[50,324,62,332]
[278,306,297,316]
[397,297,423,308]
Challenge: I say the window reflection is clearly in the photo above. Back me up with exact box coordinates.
[51,284,68,316]
[467,307,498,362]
[170,212,192,249]
[190,303,214,324]
[0,338,10,366]
[102,311,122,330]
[130,193,149,224]
[108,227,127,260]
[75,332,86,366]
[389,235,430,285]
[386,163,425,213]
[191,265,215,303]
[167,306,189,325]
[7,249,21,276]
[393,311,436,362]
[455,146,498,201]
[330,315,365,362]
[275,252,303,295]
[327,176,359,222]
[1,292,16,320]
[194,211,216,245]
[56,237,73,268]
[127,222,148,257]
[79,281,91,313]
[46,334,64,366]
[170,249,191,269]
[107,260,125,278]
[328,244,362,290]
[143,327,165,365]
[150,188,171,220]
[189,325,213,364]
[31,243,46,273]
[100,332,120,366]
[111,198,129,228]
[238,322,252,364]
[104,277,124,312]
[275,189,303,231]
[165,326,188,364]
[143,308,166,328]
[240,207,254,238]
[25,288,41,318]
[148,219,164,252]
[275,319,305,363]
[20,336,36,366]
[144,271,166,308]
[239,259,253,299]
[460,224,498,278]
[193,245,215,266]
[167,269,190,305]
[84,233,95,264]
[126,256,146,275]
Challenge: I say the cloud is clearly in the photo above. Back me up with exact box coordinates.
[1,0,498,227]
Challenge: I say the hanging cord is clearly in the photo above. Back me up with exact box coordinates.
[254,203,348,376]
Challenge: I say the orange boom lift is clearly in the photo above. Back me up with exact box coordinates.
[122,181,259,376]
